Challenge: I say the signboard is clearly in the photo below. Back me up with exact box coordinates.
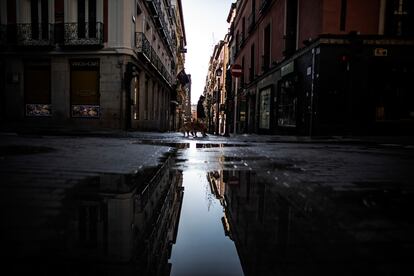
[72,105,100,118]
[26,104,52,117]
[231,64,242,77]
[374,48,388,57]
[281,61,294,77]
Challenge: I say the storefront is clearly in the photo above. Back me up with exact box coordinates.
[276,61,300,133]
[24,61,51,117]
[258,86,271,131]
[70,59,100,118]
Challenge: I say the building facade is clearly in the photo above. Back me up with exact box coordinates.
[229,0,414,135]
[0,0,188,132]
[204,39,229,135]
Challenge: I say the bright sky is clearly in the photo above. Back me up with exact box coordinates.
[181,0,234,104]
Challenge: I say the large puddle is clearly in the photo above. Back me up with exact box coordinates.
[2,140,413,275]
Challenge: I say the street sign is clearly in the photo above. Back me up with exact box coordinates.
[231,64,242,77]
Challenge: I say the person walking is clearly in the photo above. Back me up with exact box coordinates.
[197,95,206,121]
[196,95,207,137]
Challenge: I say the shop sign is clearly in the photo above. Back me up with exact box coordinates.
[374,48,388,57]
[281,61,294,77]
[70,60,99,69]
[72,105,100,118]
[26,104,52,117]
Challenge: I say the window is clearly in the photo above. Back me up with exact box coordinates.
[250,43,255,81]
[263,24,271,71]
[133,77,140,120]
[78,0,97,38]
[278,79,297,127]
[284,0,298,56]
[78,0,86,38]
[89,0,97,37]
[259,88,271,129]
[70,59,100,118]
[30,0,49,40]
[340,0,347,31]
[385,0,414,36]
[24,62,51,117]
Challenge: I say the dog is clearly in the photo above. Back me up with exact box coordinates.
[180,120,207,137]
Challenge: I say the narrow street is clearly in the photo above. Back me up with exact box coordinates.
[1,131,413,275]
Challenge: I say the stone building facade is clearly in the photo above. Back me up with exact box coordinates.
[0,0,188,132]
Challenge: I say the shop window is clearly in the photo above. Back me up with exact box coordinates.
[373,62,414,121]
[133,76,140,120]
[259,87,271,129]
[385,0,414,36]
[24,62,51,117]
[70,59,100,118]
[278,79,297,127]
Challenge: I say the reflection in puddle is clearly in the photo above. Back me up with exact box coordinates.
[3,140,412,275]
[169,170,244,276]
[207,169,414,276]
[1,156,184,275]
[196,143,250,148]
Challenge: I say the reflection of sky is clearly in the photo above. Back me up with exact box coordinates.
[181,0,234,104]
[170,169,243,276]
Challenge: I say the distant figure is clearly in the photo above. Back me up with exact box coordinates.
[197,95,206,120]
[195,95,207,137]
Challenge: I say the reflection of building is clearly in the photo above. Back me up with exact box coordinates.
[223,170,290,275]
[228,0,414,135]
[62,158,183,274]
[222,167,414,275]
[0,0,187,132]
[208,170,225,200]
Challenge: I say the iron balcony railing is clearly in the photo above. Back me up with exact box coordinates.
[63,22,103,46]
[16,23,54,46]
[146,0,160,16]
[147,0,175,55]
[135,32,173,85]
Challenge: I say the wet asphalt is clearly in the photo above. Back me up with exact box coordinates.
[1,131,413,275]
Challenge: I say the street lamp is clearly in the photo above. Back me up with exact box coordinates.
[215,67,222,135]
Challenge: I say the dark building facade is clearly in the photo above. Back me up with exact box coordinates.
[229,0,414,135]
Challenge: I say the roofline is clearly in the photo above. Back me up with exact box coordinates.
[177,0,187,45]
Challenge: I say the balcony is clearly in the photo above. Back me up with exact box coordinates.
[63,22,103,47]
[135,32,173,85]
[16,23,54,47]
[146,0,160,16]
